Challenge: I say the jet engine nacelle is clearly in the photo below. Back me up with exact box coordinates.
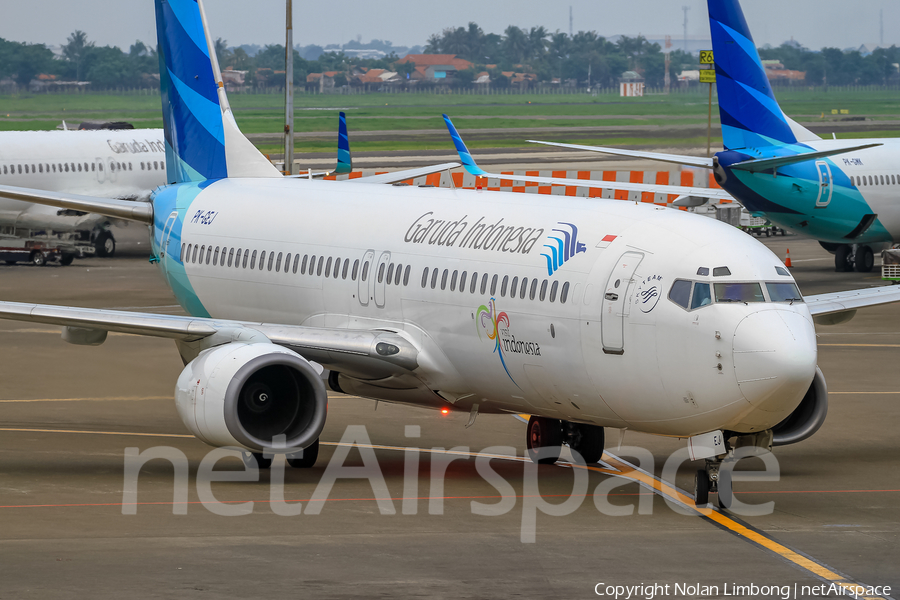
[772,366,828,446]
[175,342,327,452]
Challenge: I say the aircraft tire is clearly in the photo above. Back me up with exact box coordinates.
[95,232,116,258]
[526,416,562,465]
[694,470,710,506]
[571,424,604,464]
[854,246,874,273]
[835,245,853,272]
[287,438,319,469]
[241,451,273,470]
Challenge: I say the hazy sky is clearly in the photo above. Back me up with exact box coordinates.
[2,0,897,52]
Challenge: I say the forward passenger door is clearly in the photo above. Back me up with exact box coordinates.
[600,252,644,355]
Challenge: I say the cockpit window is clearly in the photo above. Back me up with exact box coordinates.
[775,266,790,276]
[691,282,712,309]
[766,282,804,303]
[715,282,764,303]
[713,267,731,277]
[696,267,709,276]
[669,279,692,309]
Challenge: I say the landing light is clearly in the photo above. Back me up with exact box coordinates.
[441,408,450,415]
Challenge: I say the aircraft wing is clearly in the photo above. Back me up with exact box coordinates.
[0,184,153,224]
[0,300,418,376]
[443,115,732,201]
[345,163,461,185]
[527,140,715,169]
[804,286,900,325]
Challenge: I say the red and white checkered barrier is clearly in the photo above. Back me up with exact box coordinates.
[326,167,727,207]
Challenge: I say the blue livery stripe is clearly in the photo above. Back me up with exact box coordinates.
[708,0,796,148]
[155,0,227,182]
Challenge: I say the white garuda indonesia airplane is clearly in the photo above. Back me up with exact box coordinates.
[1,0,898,506]
[530,0,900,275]
[0,128,168,256]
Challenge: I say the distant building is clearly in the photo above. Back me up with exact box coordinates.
[221,69,248,92]
[619,71,645,97]
[396,54,474,82]
[762,60,805,83]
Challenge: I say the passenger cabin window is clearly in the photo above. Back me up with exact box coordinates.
[549,281,559,302]
[500,275,509,297]
[421,267,429,288]
[490,275,498,296]
[431,268,439,289]
[510,276,519,297]
[326,257,334,278]
[560,282,570,304]
[459,271,467,293]
[403,265,411,286]
[352,259,359,280]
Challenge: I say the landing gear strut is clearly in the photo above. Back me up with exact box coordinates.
[694,459,721,506]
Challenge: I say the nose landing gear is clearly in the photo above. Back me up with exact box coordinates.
[694,460,722,507]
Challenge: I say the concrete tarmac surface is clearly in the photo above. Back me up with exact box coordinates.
[1,233,898,599]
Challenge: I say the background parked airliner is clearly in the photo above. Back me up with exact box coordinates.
[1,0,898,507]
[0,128,168,256]
[530,0,900,274]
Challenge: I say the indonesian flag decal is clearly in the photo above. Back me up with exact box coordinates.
[597,234,617,249]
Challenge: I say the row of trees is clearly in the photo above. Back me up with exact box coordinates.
[1,27,898,92]
[424,23,688,87]
[0,31,158,88]
[760,43,900,86]
[424,22,900,88]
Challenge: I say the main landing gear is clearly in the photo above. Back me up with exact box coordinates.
[526,416,605,465]
[240,438,320,470]
[825,243,874,273]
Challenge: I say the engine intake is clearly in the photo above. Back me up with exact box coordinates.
[772,366,828,446]
[176,343,327,452]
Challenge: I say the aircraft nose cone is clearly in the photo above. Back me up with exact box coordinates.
[732,310,817,412]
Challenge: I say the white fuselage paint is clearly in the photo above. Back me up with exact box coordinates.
[0,129,166,232]
[165,179,818,438]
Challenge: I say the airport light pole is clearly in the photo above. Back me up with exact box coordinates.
[284,0,295,175]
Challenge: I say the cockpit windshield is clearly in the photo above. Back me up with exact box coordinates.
[766,282,804,303]
[668,279,804,311]
[714,282,764,303]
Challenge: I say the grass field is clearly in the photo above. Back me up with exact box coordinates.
[1,88,897,153]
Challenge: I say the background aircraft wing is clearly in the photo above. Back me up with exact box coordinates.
[804,286,900,325]
[443,115,731,201]
[527,140,714,169]
[0,184,153,224]
[346,163,461,185]
[0,301,418,376]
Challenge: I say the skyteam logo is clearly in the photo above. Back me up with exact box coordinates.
[541,222,587,276]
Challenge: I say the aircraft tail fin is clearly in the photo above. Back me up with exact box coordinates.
[154,0,280,183]
[708,0,820,149]
[334,112,352,174]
